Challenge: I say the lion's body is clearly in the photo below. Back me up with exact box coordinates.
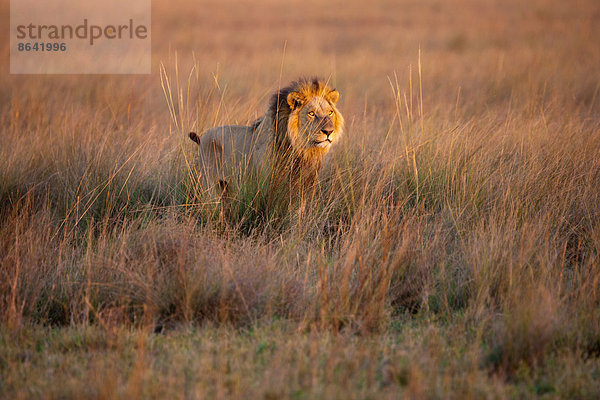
[190,78,344,194]
[194,123,269,190]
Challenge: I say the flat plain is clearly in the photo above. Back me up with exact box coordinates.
[1,0,600,398]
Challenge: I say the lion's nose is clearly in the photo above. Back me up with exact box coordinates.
[321,128,333,137]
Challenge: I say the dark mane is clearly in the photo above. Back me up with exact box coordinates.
[267,77,332,152]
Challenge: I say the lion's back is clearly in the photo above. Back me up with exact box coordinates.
[197,124,265,187]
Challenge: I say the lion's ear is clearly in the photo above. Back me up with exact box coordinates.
[287,92,305,110]
[326,90,340,105]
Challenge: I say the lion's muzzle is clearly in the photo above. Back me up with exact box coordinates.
[318,117,335,138]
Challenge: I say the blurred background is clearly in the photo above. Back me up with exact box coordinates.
[1,1,600,397]
[2,0,598,133]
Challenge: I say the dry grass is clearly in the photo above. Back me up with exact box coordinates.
[1,0,600,398]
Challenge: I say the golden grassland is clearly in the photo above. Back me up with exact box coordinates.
[1,0,600,398]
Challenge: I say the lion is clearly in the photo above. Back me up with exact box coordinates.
[189,77,344,196]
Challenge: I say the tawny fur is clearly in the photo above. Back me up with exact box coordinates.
[190,78,344,194]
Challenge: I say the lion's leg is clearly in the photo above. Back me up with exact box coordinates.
[198,135,226,192]
[217,179,229,195]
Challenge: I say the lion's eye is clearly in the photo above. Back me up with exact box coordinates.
[328,110,334,116]
[307,111,315,117]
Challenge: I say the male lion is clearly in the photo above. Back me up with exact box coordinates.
[189,77,344,196]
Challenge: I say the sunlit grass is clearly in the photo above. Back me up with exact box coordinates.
[1,0,600,397]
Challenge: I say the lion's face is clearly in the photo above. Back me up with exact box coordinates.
[286,89,344,155]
